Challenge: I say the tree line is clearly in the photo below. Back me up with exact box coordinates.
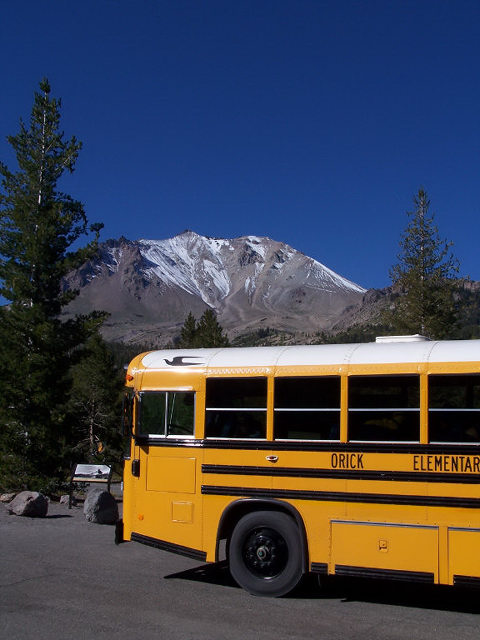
[0,79,475,491]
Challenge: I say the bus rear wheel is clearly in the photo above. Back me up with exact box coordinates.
[229,511,303,597]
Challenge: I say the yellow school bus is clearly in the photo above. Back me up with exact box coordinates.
[119,336,480,596]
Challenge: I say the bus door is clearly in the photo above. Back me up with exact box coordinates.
[130,389,203,553]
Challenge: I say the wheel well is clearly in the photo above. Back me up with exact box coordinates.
[216,499,309,571]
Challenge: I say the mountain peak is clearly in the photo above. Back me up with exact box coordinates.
[174,229,198,238]
[65,232,366,344]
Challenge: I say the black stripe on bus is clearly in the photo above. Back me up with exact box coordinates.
[335,565,435,583]
[203,440,480,454]
[311,562,329,574]
[131,532,207,562]
[201,485,480,509]
[453,575,480,588]
[201,464,480,484]
[139,437,480,456]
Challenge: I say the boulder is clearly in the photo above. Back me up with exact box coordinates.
[0,493,16,503]
[83,489,118,524]
[7,491,48,517]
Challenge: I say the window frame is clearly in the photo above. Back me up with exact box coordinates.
[273,375,341,442]
[205,377,268,440]
[347,374,421,443]
[428,373,480,445]
[136,390,196,439]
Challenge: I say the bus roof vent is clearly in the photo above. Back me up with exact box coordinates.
[375,334,431,343]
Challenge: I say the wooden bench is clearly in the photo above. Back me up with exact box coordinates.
[69,464,113,508]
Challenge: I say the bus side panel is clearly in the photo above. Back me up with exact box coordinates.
[448,528,480,585]
[203,494,237,562]
[427,487,480,584]
[331,521,439,581]
[293,500,345,570]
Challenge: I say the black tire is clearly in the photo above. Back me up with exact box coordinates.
[228,511,304,597]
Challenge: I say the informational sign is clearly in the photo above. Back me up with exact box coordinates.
[69,464,113,508]
[72,464,112,480]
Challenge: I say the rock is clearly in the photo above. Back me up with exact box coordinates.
[83,489,118,524]
[59,494,77,506]
[0,493,16,503]
[7,491,48,517]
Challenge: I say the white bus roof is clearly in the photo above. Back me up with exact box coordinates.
[139,338,480,371]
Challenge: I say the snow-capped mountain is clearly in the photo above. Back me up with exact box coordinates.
[65,231,366,344]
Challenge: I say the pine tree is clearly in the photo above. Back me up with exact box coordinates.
[196,309,230,347]
[177,311,199,348]
[177,310,229,348]
[384,188,460,339]
[68,334,124,464]
[0,79,104,490]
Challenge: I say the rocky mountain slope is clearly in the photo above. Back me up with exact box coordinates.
[64,231,367,344]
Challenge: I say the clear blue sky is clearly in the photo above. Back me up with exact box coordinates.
[1,0,479,289]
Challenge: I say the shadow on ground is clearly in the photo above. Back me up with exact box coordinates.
[165,560,238,588]
[165,561,480,613]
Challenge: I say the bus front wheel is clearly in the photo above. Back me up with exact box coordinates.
[228,511,304,597]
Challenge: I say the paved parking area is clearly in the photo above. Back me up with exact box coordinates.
[1,500,479,640]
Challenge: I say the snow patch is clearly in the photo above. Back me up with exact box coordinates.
[133,233,365,306]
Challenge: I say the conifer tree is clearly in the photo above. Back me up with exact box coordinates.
[68,334,124,463]
[196,309,230,347]
[177,311,199,348]
[384,188,459,339]
[0,79,104,489]
[177,309,229,348]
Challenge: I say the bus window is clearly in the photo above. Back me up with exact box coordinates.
[138,391,195,437]
[348,375,420,442]
[274,377,340,440]
[429,374,480,443]
[167,391,195,436]
[205,378,267,439]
